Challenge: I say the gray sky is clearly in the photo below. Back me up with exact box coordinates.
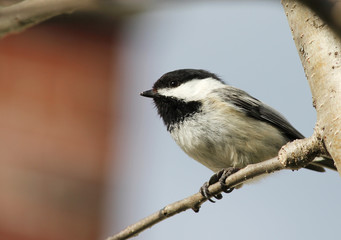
[104,2,341,240]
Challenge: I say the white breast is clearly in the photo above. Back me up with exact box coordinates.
[170,98,287,172]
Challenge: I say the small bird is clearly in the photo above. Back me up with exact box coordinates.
[140,69,335,201]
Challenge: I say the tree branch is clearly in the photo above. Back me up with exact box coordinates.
[107,134,325,240]
[0,0,98,38]
[282,0,341,174]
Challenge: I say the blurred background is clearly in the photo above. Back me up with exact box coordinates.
[0,1,340,240]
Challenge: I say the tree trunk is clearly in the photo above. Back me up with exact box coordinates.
[282,0,341,174]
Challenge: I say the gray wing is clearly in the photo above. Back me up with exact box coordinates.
[219,87,304,141]
[218,86,336,172]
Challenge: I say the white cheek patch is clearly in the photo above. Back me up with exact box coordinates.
[157,78,225,101]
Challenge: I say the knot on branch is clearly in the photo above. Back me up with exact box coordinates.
[278,132,326,169]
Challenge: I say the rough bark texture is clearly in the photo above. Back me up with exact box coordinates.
[282,0,341,174]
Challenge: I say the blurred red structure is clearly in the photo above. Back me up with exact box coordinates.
[0,17,119,240]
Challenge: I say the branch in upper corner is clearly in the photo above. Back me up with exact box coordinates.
[107,135,325,240]
[0,0,98,38]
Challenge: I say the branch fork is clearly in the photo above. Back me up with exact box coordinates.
[278,128,328,169]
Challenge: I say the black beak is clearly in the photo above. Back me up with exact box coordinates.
[140,89,158,98]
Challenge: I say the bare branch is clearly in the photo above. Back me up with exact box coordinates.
[282,0,341,174]
[0,0,98,38]
[107,134,325,240]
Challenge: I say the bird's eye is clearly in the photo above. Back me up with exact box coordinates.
[169,81,178,88]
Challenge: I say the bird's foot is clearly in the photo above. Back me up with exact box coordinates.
[199,167,240,203]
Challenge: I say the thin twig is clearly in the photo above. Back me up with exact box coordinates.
[107,135,324,240]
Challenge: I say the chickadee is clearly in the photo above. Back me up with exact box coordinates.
[141,69,335,201]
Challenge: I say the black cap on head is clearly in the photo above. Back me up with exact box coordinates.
[140,69,223,131]
[153,69,223,90]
